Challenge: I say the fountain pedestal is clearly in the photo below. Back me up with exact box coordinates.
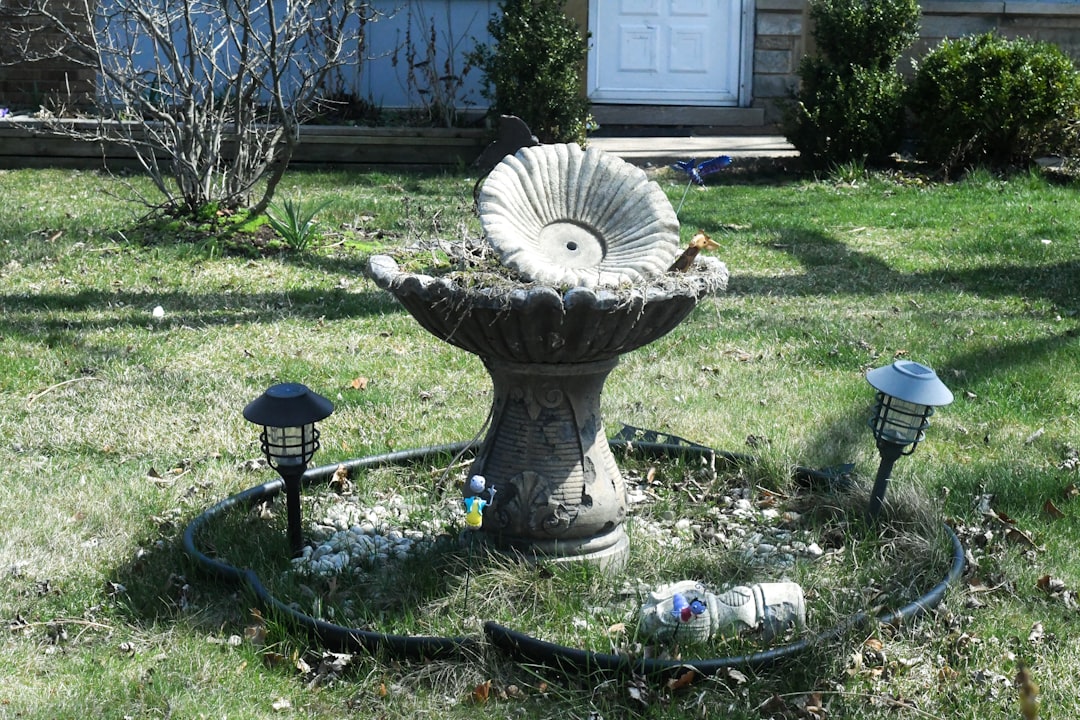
[474,358,628,566]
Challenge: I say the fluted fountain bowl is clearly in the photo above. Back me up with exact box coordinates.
[366,253,728,365]
[478,143,681,288]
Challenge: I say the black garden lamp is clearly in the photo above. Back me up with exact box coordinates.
[865,360,953,521]
[243,383,334,556]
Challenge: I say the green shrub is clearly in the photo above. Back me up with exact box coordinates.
[787,58,907,166]
[467,0,592,144]
[910,33,1080,171]
[810,0,920,69]
[783,0,920,168]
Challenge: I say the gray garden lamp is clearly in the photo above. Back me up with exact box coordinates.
[243,383,334,556]
[865,360,953,521]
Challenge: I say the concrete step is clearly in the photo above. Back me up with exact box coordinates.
[590,105,766,128]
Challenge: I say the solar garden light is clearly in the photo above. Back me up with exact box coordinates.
[865,360,953,521]
[243,383,334,556]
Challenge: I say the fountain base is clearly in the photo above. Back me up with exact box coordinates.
[468,357,629,570]
[476,525,630,572]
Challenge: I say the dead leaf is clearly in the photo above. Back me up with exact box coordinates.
[349,376,369,390]
[666,670,696,691]
[1065,483,1079,500]
[1028,622,1045,644]
[1043,500,1065,519]
[607,622,626,635]
[271,697,291,711]
[1036,575,1067,595]
[471,680,491,704]
[1024,428,1045,445]
[725,667,748,685]
[1004,527,1041,551]
[995,509,1017,525]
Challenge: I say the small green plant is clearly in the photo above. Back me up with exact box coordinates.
[264,196,332,251]
[783,0,919,168]
[909,33,1080,172]
[467,0,592,144]
[829,156,869,185]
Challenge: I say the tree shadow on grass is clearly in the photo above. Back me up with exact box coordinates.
[723,226,1080,474]
[729,226,1080,311]
[0,285,402,346]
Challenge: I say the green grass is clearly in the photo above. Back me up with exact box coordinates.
[1,163,1079,718]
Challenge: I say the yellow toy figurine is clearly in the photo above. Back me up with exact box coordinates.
[463,475,496,529]
[463,496,488,528]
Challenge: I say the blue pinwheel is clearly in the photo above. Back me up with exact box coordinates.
[672,155,732,215]
[673,155,732,186]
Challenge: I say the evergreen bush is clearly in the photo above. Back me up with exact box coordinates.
[909,33,1080,171]
[783,0,919,168]
[467,0,592,144]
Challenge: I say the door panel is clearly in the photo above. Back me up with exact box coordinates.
[589,0,745,105]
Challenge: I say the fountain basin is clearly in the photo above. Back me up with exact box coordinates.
[367,142,728,568]
[367,254,727,364]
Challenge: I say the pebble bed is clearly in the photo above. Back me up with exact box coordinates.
[292,477,826,578]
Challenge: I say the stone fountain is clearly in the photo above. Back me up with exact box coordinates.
[367,143,727,568]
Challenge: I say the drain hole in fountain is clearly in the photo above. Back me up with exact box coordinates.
[537,221,605,268]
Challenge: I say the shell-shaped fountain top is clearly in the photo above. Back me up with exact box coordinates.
[479,143,679,289]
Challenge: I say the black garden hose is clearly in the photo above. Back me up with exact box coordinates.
[483,520,965,679]
[182,433,964,669]
[182,446,477,660]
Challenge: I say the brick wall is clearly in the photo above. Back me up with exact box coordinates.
[0,2,97,111]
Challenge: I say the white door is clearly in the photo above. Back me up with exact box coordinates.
[588,0,748,106]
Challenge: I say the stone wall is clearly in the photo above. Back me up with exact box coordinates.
[910,1,1080,68]
[752,0,807,125]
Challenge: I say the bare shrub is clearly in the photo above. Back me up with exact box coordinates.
[2,0,376,217]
